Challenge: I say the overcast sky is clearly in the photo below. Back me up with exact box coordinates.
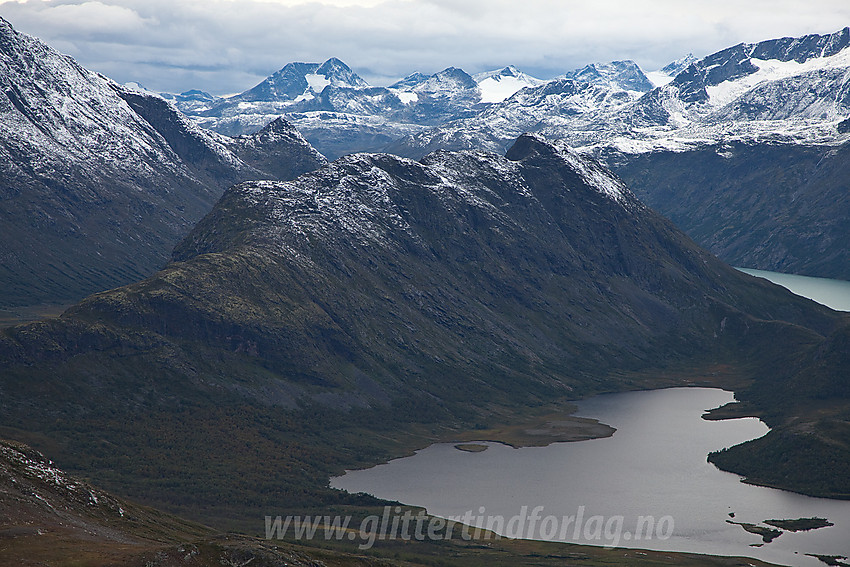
[2,0,849,95]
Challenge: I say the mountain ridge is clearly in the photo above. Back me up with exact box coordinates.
[179,56,650,159]
[376,27,850,278]
[2,135,847,524]
[0,16,326,308]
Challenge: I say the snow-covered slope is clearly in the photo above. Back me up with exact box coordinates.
[0,16,324,307]
[474,66,546,103]
[611,27,850,151]
[646,54,697,87]
[385,72,648,159]
[563,60,654,93]
[388,28,850,159]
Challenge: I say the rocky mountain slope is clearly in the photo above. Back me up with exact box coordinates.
[164,29,850,278]
[385,28,850,279]
[606,28,850,279]
[0,438,218,564]
[0,438,420,566]
[563,60,655,92]
[609,141,850,280]
[1,135,846,525]
[0,17,326,309]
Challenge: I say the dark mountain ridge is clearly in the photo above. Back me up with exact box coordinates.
[609,141,850,280]
[1,135,847,523]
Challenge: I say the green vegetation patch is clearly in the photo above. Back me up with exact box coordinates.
[725,520,782,543]
[454,443,488,452]
[763,517,834,531]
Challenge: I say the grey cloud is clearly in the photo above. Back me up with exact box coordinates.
[1,0,848,95]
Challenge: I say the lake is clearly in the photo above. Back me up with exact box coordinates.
[332,269,850,566]
[333,387,850,565]
[738,268,850,311]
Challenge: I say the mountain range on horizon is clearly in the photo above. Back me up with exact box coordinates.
[165,55,665,154]
[201,26,847,281]
[169,26,850,282]
[163,26,850,156]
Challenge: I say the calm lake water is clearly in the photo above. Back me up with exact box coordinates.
[738,268,850,311]
[332,270,850,566]
[333,388,850,566]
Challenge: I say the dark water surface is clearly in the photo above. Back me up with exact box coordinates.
[333,388,850,566]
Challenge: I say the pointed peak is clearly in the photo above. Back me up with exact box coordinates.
[660,53,697,77]
[389,72,429,89]
[435,66,471,77]
[506,134,635,207]
[260,116,296,133]
[427,67,476,86]
[317,57,351,71]
[315,57,369,87]
[0,15,23,52]
[473,65,528,80]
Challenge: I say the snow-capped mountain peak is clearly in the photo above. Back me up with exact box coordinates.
[313,57,369,89]
[388,72,429,90]
[563,60,654,93]
[232,57,369,104]
[661,53,697,77]
[628,26,850,138]
[646,54,697,87]
[412,67,478,94]
[474,66,546,103]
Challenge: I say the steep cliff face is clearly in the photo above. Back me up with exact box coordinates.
[610,141,850,280]
[0,17,325,308]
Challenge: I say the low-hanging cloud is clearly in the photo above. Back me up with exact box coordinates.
[1,0,848,95]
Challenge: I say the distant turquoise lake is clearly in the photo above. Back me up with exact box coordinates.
[738,268,850,311]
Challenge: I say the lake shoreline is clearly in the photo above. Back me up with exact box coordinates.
[333,387,850,567]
